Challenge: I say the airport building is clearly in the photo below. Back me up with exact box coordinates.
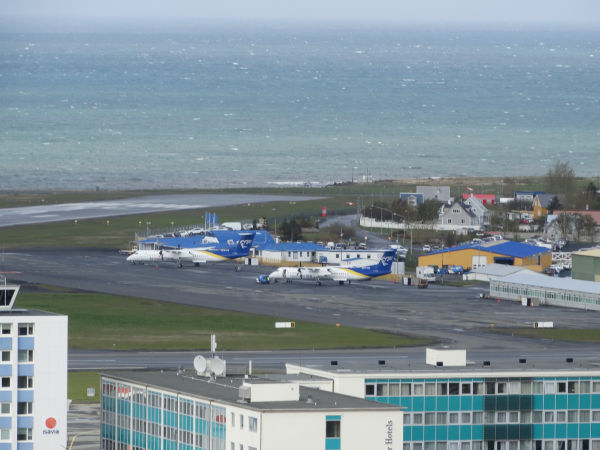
[489,270,600,311]
[418,241,551,272]
[572,250,600,283]
[0,282,68,450]
[287,349,600,450]
[100,369,403,450]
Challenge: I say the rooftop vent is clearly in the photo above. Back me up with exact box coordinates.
[519,358,527,364]
[330,360,338,366]
[378,360,386,366]
[566,358,574,363]
[483,360,491,366]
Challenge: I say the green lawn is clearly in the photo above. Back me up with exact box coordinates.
[493,328,600,343]
[69,371,101,403]
[18,290,430,350]
[0,198,354,249]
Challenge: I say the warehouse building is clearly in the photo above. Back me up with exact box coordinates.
[287,348,600,450]
[100,370,403,450]
[418,241,551,272]
[490,270,600,311]
[572,249,600,282]
[0,282,68,450]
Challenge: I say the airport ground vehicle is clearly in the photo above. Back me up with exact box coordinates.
[417,279,429,288]
[416,266,436,282]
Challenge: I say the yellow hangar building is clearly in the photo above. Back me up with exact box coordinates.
[418,240,552,272]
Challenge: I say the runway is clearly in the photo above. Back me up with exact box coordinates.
[4,248,600,372]
[0,193,322,227]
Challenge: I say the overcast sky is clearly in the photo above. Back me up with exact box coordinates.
[2,0,600,25]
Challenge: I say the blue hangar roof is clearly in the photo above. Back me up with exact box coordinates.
[428,240,550,259]
[260,242,328,252]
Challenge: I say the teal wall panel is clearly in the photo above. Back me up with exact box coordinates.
[460,426,471,440]
[436,426,448,440]
[461,397,472,411]
[448,426,459,440]
[472,397,483,410]
[567,395,579,409]
[567,424,579,439]
[580,394,590,409]
[413,426,424,441]
[437,397,448,411]
[532,424,544,439]
[413,397,424,411]
[472,426,483,440]
[545,396,556,409]
[543,424,555,439]
[591,395,600,409]
[555,395,566,409]
[556,424,566,439]
[424,426,436,441]
[579,424,590,438]
[404,426,412,440]
[533,395,544,409]
[425,397,436,411]
[591,423,600,438]
[449,397,460,411]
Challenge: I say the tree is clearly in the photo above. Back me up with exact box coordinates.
[546,161,576,206]
[547,196,561,214]
[583,182,600,210]
[556,212,573,239]
[279,219,302,241]
[581,215,597,243]
[418,200,442,222]
[573,214,585,242]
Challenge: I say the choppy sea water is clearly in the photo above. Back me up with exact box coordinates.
[1,24,599,190]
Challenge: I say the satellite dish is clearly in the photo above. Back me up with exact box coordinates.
[193,355,207,373]
[210,357,226,376]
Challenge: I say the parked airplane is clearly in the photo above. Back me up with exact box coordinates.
[266,249,396,285]
[127,233,255,267]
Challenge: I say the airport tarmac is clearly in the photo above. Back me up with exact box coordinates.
[0,193,322,227]
[4,248,600,367]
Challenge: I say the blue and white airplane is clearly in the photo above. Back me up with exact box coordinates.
[266,249,396,285]
[127,233,255,267]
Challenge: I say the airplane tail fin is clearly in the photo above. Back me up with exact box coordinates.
[233,232,255,257]
[374,249,397,274]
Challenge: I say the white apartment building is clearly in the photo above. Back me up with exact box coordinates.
[0,282,68,450]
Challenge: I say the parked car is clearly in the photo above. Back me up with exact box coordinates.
[422,244,431,252]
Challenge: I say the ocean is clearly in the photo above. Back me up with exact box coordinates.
[1,23,599,190]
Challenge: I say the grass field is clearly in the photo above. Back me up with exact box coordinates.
[69,371,101,403]
[18,289,430,350]
[0,197,355,249]
[493,328,600,343]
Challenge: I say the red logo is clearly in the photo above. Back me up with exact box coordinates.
[46,417,57,429]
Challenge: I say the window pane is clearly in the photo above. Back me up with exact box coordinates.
[461,412,471,423]
[389,383,400,396]
[326,420,340,438]
[414,384,424,395]
[462,384,471,395]
[414,414,423,424]
[425,383,436,395]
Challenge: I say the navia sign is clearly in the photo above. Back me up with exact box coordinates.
[43,417,60,435]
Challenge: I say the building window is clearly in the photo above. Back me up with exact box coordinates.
[17,428,32,441]
[0,324,10,335]
[18,324,34,336]
[249,417,257,432]
[17,402,32,415]
[0,429,8,441]
[365,384,374,396]
[231,443,235,450]
[0,403,9,415]
[18,350,33,363]
[1,351,9,362]
[231,413,235,427]
[239,414,244,430]
[17,376,33,389]
[1,378,9,389]
[326,420,340,438]
[413,413,423,424]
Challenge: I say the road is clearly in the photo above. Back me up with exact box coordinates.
[0,193,322,227]
[4,249,600,373]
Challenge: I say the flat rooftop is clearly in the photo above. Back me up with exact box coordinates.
[102,370,401,412]
[0,308,63,317]
[287,354,600,376]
